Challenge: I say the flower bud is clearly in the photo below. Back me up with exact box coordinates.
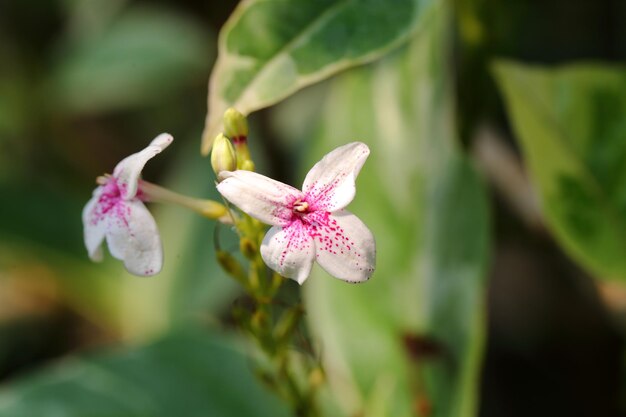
[223,108,248,143]
[240,159,255,172]
[211,134,237,177]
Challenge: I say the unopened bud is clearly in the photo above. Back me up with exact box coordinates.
[222,109,254,170]
[211,134,236,177]
[240,159,255,172]
[223,108,248,143]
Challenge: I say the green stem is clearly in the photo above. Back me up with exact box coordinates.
[220,211,322,417]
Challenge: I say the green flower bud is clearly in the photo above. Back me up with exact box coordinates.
[240,159,255,172]
[223,108,248,143]
[211,134,237,177]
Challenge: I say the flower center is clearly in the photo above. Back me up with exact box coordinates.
[293,200,309,213]
[97,176,122,210]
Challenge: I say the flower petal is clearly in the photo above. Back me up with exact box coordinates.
[311,210,375,283]
[261,224,315,285]
[217,170,301,226]
[113,133,173,200]
[82,189,107,262]
[104,199,163,276]
[302,142,370,211]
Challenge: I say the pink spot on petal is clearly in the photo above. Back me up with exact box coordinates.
[89,177,132,229]
[268,171,369,276]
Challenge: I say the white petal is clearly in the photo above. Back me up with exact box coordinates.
[104,199,163,276]
[261,224,315,285]
[82,188,107,262]
[113,133,173,200]
[311,210,375,283]
[217,170,301,226]
[302,142,370,211]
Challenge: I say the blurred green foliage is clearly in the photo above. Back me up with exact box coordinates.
[0,328,290,417]
[0,0,625,416]
[0,0,230,362]
[494,62,626,282]
[49,6,213,113]
[303,6,488,415]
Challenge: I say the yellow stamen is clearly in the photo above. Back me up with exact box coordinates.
[293,201,309,213]
[96,175,110,185]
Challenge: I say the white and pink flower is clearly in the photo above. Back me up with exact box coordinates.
[82,133,173,276]
[217,142,376,284]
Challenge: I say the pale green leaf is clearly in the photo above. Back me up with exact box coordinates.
[493,61,626,281]
[302,5,489,417]
[0,328,290,417]
[201,0,440,154]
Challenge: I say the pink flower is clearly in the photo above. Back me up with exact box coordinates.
[82,134,173,276]
[217,142,376,284]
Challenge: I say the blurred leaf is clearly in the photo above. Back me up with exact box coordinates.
[49,5,213,113]
[0,183,126,330]
[493,61,626,281]
[0,68,30,140]
[303,4,489,417]
[269,81,330,149]
[0,183,85,257]
[0,242,127,334]
[62,0,128,38]
[0,327,290,417]
[201,0,440,153]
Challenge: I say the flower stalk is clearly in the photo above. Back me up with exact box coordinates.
[212,110,325,417]
[139,180,229,221]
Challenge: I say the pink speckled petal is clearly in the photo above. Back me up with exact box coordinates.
[313,210,375,283]
[261,224,315,285]
[82,189,106,262]
[217,170,301,226]
[113,133,173,200]
[105,199,163,276]
[302,142,370,211]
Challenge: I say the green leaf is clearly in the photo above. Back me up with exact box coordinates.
[302,5,489,417]
[493,61,626,281]
[0,328,290,417]
[50,5,213,113]
[201,0,440,154]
